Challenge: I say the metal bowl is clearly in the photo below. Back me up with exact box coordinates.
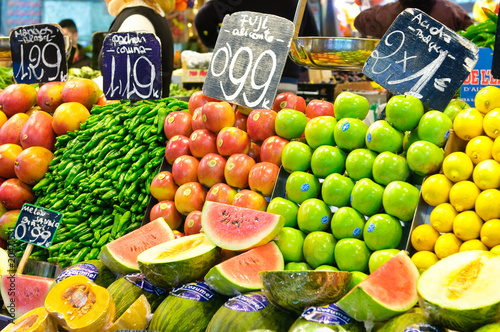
[289,37,380,71]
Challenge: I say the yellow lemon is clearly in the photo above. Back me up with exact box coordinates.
[483,108,500,139]
[453,210,483,241]
[442,151,473,182]
[434,233,463,259]
[475,189,500,221]
[411,251,439,274]
[459,239,488,252]
[448,180,481,212]
[453,108,484,141]
[410,224,440,252]
[429,203,457,233]
[465,135,494,165]
[475,86,500,114]
[492,136,500,162]
[472,159,500,190]
[491,245,500,255]
[421,174,453,207]
[480,218,500,248]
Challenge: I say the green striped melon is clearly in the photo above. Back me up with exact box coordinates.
[418,250,500,332]
[137,233,220,290]
[201,201,285,251]
[476,323,500,331]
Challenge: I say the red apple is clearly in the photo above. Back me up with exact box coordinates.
[216,127,250,157]
[232,189,268,211]
[165,135,191,164]
[248,162,280,197]
[260,136,289,167]
[272,92,306,113]
[149,200,183,230]
[0,178,36,210]
[188,91,220,114]
[171,155,199,186]
[36,81,65,113]
[191,106,208,131]
[206,183,238,205]
[306,99,335,118]
[224,154,256,189]
[202,101,235,133]
[234,110,248,132]
[163,111,193,140]
[246,109,277,142]
[248,142,261,163]
[184,210,202,235]
[149,171,178,201]
[189,129,217,158]
[197,153,226,188]
[174,182,207,215]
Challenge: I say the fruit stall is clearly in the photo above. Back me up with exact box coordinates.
[0,3,499,332]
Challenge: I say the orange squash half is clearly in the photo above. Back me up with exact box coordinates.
[2,307,57,332]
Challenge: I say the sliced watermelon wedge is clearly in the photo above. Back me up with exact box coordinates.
[205,241,284,296]
[201,201,285,251]
[99,217,175,276]
[336,251,419,322]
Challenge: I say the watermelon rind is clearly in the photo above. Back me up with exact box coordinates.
[418,250,500,332]
[99,217,175,276]
[205,242,285,296]
[138,233,220,290]
[336,251,419,322]
[201,201,285,251]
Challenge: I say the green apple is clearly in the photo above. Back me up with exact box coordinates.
[363,213,403,251]
[334,118,368,151]
[382,181,420,222]
[345,148,378,181]
[365,120,404,153]
[276,227,306,262]
[385,95,424,131]
[285,171,320,205]
[330,206,366,240]
[304,116,337,149]
[285,261,312,271]
[350,178,384,216]
[281,141,312,173]
[348,271,368,290]
[368,249,401,274]
[333,91,370,120]
[443,99,469,122]
[372,151,411,186]
[334,238,371,272]
[267,197,299,228]
[417,110,453,147]
[321,173,355,208]
[311,145,346,179]
[302,231,337,269]
[406,140,444,176]
[403,130,420,153]
[297,198,332,233]
[315,265,339,271]
[275,108,308,139]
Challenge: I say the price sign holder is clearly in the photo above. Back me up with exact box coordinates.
[362,8,479,111]
[491,17,500,79]
[203,11,295,109]
[12,203,63,274]
[102,32,162,101]
[10,23,68,84]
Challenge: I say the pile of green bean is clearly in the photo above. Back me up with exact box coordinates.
[458,8,498,48]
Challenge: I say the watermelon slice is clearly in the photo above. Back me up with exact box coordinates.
[0,274,55,318]
[205,242,284,296]
[201,201,285,251]
[336,251,419,322]
[99,217,175,276]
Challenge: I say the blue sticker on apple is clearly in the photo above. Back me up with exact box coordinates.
[301,183,310,192]
[367,132,372,142]
[445,130,449,139]
[342,122,350,131]
[321,216,329,224]
[350,195,353,203]
[367,224,375,233]
[352,227,361,237]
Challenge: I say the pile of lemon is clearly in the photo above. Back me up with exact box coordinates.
[410,85,500,273]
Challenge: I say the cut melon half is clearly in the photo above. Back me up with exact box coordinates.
[337,250,419,322]
[2,306,57,332]
[99,217,175,276]
[106,294,152,332]
[138,233,220,290]
[201,201,285,251]
[418,250,500,332]
[205,241,284,296]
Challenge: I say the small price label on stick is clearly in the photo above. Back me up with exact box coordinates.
[102,32,162,101]
[13,203,62,249]
[203,11,295,109]
[363,8,479,111]
[10,23,68,84]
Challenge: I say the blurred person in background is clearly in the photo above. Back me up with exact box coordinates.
[354,0,474,38]
[59,19,92,68]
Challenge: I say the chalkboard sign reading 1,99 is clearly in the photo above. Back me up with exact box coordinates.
[102,32,162,101]
[203,12,295,110]
[363,8,479,111]
[10,24,68,84]
[13,203,62,249]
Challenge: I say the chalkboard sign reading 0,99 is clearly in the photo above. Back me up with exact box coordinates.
[203,12,295,109]
[10,23,68,84]
[102,32,162,101]
[363,8,479,111]
[13,203,62,249]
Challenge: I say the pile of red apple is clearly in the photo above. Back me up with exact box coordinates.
[0,78,102,247]
[147,91,335,237]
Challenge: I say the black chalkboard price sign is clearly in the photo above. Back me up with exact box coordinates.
[203,11,295,109]
[363,8,479,111]
[13,203,62,248]
[10,23,68,84]
[102,32,162,101]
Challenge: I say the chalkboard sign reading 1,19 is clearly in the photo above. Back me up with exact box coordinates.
[10,23,68,84]
[13,203,62,249]
[102,32,162,101]
[363,8,479,111]
[203,12,295,109]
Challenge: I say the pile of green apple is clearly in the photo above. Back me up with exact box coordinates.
[268,91,461,280]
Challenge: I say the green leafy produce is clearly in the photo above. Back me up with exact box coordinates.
[0,66,14,90]
[68,66,101,80]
